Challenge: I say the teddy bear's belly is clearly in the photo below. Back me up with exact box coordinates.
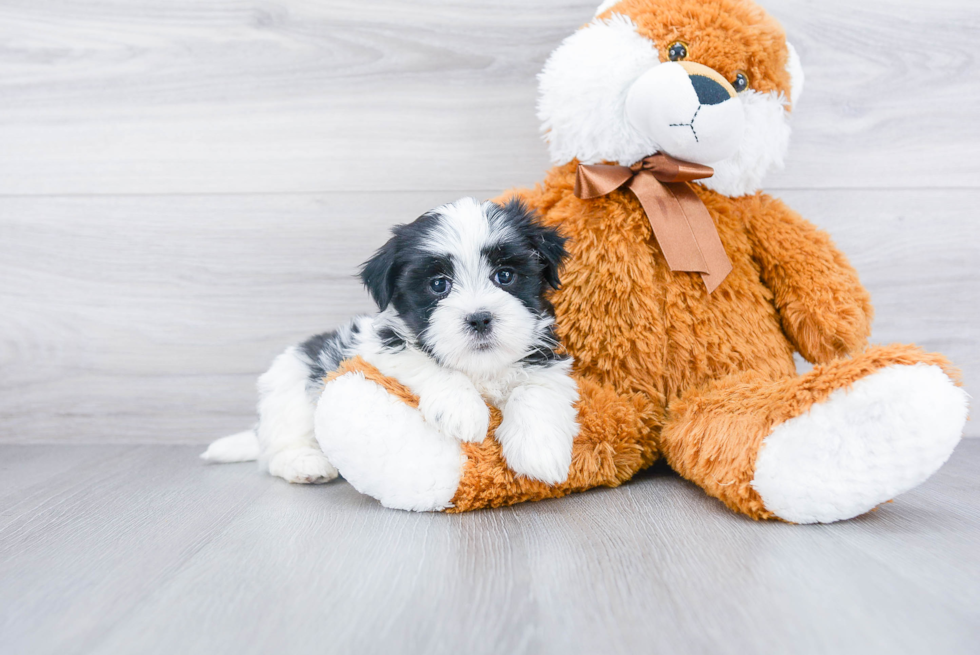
[551,213,796,413]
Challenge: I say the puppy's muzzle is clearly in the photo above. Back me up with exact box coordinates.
[625,61,745,165]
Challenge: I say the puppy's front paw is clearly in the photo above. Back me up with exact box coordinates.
[419,390,490,444]
[268,447,339,484]
[496,388,577,485]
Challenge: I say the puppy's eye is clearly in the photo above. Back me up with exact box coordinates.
[429,277,451,295]
[493,269,515,286]
[667,41,688,62]
[732,71,750,93]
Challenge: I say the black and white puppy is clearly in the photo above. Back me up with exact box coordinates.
[202,197,579,485]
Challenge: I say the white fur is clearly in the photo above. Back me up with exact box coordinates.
[256,347,339,484]
[538,14,662,167]
[625,62,745,165]
[537,14,797,197]
[696,89,792,197]
[426,197,514,260]
[200,430,260,463]
[751,364,969,524]
[315,372,464,511]
[204,197,580,491]
[420,198,543,377]
[378,327,580,485]
[361,329,492,444]
[786,42,804,107]
[202,348,339,485]
[493,358,580,485]
[201,348,339,484]
[360,314,579,484]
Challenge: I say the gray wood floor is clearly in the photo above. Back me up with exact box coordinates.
[1,441,978,655]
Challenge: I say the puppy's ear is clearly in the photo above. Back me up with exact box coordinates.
[359,236,400,310]
[501,198,569,290]
[534,222,570,290]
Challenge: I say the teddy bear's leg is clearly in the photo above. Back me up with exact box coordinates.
[659,345,968,523]
[314,370,464,512]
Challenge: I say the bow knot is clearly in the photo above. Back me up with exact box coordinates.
[574,153,732,293]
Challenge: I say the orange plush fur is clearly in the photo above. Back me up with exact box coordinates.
[322,0,961,517]
[598,0,794,101]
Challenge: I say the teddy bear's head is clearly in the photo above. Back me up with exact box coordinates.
[538,0,803,197]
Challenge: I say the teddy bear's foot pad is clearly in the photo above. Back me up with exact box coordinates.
[315,372,463,512]
[751,364,968,524]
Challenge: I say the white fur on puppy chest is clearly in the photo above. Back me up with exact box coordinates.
[751,364,968,524]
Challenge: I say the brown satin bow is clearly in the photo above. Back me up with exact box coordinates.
[574,153,733,293]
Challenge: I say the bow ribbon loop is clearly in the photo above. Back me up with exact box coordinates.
[574,153,732,293]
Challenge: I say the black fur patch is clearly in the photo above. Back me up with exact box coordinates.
[358,211,443,311]
[485,199,570,362]
[486,198,569,292]
[299,323,359,389]
[358,210,455,352]
[520,323,569,366]
[376,325,406,352]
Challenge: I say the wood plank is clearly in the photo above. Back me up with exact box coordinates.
[0,446,275,654]
[0,443,977,655]
[0,445,134,508]
[0,0,977,194]
[0,189,976,444]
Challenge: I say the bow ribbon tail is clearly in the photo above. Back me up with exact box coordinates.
[627,172,732,293]
[627,171,709,274]
[663,181,733,293]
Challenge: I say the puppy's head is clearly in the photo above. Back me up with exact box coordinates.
[361,197,568,376]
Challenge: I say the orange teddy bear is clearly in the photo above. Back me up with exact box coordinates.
[315,0,968,523]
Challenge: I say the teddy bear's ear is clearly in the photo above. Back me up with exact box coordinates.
[786,42,805,107]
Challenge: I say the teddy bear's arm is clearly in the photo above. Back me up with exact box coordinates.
[746,194,873,364]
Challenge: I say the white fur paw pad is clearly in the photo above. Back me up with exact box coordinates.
[268,448,339,485]
[752,364,969,524]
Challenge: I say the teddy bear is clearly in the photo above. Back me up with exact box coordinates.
[313,0,969,523]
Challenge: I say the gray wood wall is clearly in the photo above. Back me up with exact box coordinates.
[1,0,977,443]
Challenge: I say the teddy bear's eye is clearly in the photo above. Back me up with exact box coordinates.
[732,71,750,93]
[667,41,688,62]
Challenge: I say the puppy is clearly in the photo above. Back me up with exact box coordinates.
[202,197,580,486]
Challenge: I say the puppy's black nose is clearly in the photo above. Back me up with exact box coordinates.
[465,311,493,335]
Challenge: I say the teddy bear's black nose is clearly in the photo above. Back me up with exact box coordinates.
[690,74,732,106]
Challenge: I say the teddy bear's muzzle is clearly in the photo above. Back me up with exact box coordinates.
[625,61,745,166]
